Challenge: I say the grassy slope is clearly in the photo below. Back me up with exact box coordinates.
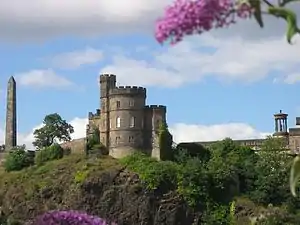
[0,153,294,224]
[0,153,121,222]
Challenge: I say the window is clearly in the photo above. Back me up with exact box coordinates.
[109,119,112,129]
[116,101,121,108]
[130,116,135,128]
[129,136,134,143]
[129,100,134,107]
[115,136,121,144]
[102,102,105,111]
[116,117,121,128]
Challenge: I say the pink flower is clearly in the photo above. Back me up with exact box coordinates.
[155,0,253,45]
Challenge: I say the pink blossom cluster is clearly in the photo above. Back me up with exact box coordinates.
[155,0,253,45]
[27,210,117,225]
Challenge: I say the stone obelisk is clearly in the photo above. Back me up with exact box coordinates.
[5,76,17,150]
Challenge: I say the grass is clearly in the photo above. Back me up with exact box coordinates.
[0,153,118,182]
[0,153,120,222]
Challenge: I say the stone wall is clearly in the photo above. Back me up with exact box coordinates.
[60,138,86,154]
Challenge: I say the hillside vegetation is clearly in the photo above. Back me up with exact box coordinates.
[0,136,299,224]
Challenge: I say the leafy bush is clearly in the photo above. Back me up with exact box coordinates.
[29,210,116,225]
[175,143,211,163]
[4,146,34,172]
[121,153,178,190]
[249,137,297,207]
[122,153,210,206]
[201,204,231,225]
[121,137,300,224]
[177,158,210,207]
[35,144,64,165]
[86,128,108,156]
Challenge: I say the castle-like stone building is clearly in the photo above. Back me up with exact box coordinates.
[85,74,168,159]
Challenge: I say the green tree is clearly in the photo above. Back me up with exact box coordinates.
[250,136,295,206]
[207,138,257,202]
[177,157,210,207]
[33,113,74,149]
[4,145,34,172]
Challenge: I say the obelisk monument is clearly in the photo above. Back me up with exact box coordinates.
[5,76,17,150]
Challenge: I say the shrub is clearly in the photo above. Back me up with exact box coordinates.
[177,158,210,207]
[88,143,107,157]
[35,144,64,165]
[4,146,34,172]
[28,210,116,225]
[201,204,231,225]
[121,153,178,190]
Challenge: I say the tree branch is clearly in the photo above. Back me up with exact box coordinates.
[262,0,274,6]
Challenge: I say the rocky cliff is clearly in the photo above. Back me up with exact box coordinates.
[0,154,197,225]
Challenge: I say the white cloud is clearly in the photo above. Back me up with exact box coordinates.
[15,69,74,88]
[50,47,103,69]
[68,117,88,140]
[100,34,300,87]
[0,0,170,42]
[0,0,300,42]
[170,123,270,143]
[0,117,270,149]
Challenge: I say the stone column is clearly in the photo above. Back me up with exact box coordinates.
[5,76,17,150]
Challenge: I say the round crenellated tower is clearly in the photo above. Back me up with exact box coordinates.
[108,85,147,158]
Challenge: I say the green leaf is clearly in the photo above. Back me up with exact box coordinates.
[290,156,300,196]
[286,14,299,44]
[268,7,300,44]
[249,0,264,27]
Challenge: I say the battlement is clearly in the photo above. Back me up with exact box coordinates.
[88,109,101,119]
[109,86,146,96]
[99,74,116,83]
[145,105,167,111]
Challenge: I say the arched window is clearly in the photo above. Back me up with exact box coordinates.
[116,117,121,128]
[130,116,135,128]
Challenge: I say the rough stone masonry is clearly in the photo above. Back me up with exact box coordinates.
[5,76,17,150]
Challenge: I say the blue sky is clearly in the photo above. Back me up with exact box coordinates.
[0,0,300,147]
